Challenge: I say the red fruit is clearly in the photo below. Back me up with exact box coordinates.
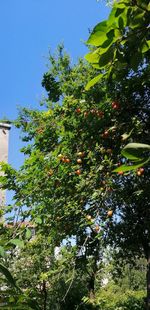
[97,111,104,118]
[77,158,82,164]
[118,171,124,175]
[139,167,144,174]
[112,101,120,110]
[65,158,71,163]
[102,130,109,138]
[137,167,144,176]
[75,169,81,175]
[76,108,81,113]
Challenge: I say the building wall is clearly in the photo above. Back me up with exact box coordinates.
[0,123,11,206]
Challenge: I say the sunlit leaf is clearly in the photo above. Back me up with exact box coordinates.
[0,246,5,257]
[10,239,24,248]
[85,49,100,64]
[121,143,150,160]
[85,73,103,90]
[113,159,149,172]
[25,228,32,240]
[141,40,150,53]
[87,21,107,46]
[35,217,42,224]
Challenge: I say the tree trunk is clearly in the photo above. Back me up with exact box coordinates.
[43,280,47,310]
[146,248,150,310]
[88,272,95,300]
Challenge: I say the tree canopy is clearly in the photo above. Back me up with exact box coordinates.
[0,0,150,309]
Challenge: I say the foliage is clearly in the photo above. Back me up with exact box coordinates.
[95,287,145,310]
[113,143,150,172]
[0,0,150,305]
[85,0,150,87]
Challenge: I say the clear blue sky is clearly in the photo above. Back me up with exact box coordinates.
[0,0,109,172]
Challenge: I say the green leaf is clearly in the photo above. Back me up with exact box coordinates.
[0,245,5,257]
[118,16,124,29]
[98,46,115,68]
[0,264,18,289]
[25,228,32,240]
[35,217,42,224]
[130,12,145,29]
[87,32,108,47]
[141,40,150,53]
[130,51,142,71]
[85,73,103,91]
[115,8,125,18]
[85,49,100,64]
[113,159,149,172]
[121,143,150,161]
[87,21,107,46]
[121,129,133,141]
[10,239,24,248]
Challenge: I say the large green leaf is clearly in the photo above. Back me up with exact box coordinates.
[0,264,18,289]
[121,143,150,160]
[87,21,107,46]
[87,32,108,47]
[10,239,24,248]
[115,8,125,18]
[85,50,100,65]
[113,159,149,172]
[0,245,5,257]
[98,46,115,68]
[85,73,103,91]
[130,11,145,30]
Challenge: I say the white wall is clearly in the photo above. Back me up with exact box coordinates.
[0,123,11,206]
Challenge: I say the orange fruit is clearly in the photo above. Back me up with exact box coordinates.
[107,210,113,217]
[75,169,81,175]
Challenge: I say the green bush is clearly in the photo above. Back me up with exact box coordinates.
[94,286,145,310]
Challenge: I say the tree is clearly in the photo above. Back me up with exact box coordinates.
[0,47,110,309]
[85,0,150,308]
[0,1,150,306]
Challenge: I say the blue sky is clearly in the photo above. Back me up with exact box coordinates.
[0,0,109,173]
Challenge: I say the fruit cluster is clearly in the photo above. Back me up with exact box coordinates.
[85,209,113,233]
[136,167,144,176]
[75,108,104,118]
[57,151,85,175]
